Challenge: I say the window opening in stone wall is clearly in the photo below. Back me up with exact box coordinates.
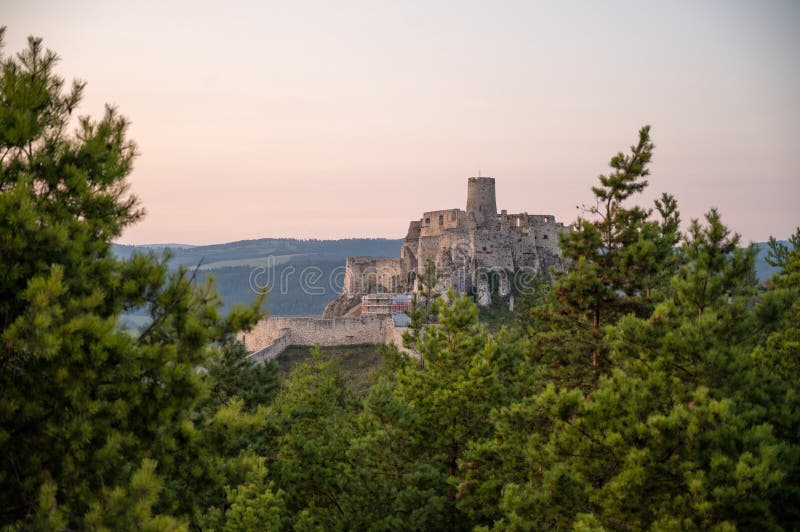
[425,218,430,226]
[439,215,444,225]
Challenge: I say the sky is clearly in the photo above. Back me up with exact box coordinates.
[2,0,799,245]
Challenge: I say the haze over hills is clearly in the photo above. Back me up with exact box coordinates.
[113,238,403,321]
[112,238,401,268]
[112,236,787,326]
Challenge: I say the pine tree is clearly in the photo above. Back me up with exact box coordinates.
[754,228,800,382]
[403,259,442,366]
[0,30,263,528]
[393,293,504,529]
[484,211,799,529]
[204,339,280,413]
[765,227,800,290]
[557,125,658,331]
[260,347,359,528]
[672,208,756,318]
[527,126,681,386]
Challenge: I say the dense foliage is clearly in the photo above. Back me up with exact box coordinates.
[2,32,798,530]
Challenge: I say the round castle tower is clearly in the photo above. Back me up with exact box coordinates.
[466,176,498,230]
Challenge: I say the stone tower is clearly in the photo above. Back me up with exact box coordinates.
[466,176,498,230]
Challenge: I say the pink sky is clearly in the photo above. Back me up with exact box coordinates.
[3,0,798,244]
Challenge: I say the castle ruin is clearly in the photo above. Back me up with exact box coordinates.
[239,176,570,360]
[323,176,570,316]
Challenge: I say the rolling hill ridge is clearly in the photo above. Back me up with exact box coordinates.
[112,237,787,325]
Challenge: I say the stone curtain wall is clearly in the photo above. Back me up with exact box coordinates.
[239,315,398,360]
[248,329,292,363]
[238,324,286,353]
[277,315,393,345]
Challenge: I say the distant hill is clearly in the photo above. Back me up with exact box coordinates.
[753,240,785,282]
[112,238,402,317]
[112,237,786,321]
[112,243,196,260]
[112,238,400,268]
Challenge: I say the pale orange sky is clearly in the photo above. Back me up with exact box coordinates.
[3,0,798,244]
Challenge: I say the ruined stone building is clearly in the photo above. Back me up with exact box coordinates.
[323,177,570,317]
[239,176,570,360]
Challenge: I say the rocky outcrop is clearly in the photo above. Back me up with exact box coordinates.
[322,293,361,318]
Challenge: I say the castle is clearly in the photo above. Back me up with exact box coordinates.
[239,177,569,360]
[323,176,569,316]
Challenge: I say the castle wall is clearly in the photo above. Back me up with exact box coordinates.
[344,256,404,296]
[405,220,421,241]
[528,215,569,254]
[238,324,287,354]
[509,232,541,270]
[388,325,408,353]
[249,329,292,363]
[275,315,393,345]
[500,210,532,232]
[415,235,443,272]
[419,208,464,237]
[470,230,516,271]
[239,314,395,353]
[238,314,417,362]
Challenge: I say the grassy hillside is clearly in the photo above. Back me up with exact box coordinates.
[274,344,387,395]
